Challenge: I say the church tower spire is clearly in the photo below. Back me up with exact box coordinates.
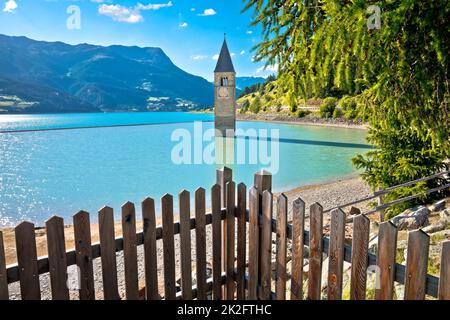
[214,37,236,137]
[214,37,235,73]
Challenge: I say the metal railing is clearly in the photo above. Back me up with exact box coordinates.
[324,170,450,223]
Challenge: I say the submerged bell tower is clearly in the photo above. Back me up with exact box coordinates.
[214,36,236,137]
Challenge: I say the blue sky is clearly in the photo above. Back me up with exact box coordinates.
[0,0,276,81]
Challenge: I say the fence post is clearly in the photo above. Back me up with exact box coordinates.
[179,190,193,300]
[375,221,397,300]
[211,184,223,300]
[73,211,95,300]
[254,170,272,294]
[15,222,41,300]
[216,167,232,208]
[350,213,370,300]
[225,181,236,300]
[236,183,247,300]
[46,216,70,300]
[142,198,159,300]
[195,188,207,300]
[248,187,260,300]
[404,229,430,300]
[327,208,346,300]
[162,194,176,300]
[275,194,288,300]
[438,240,450,300]
[377,189,385,222]
[99,206,120,301]
[290,198,305,300]
[0,231,7,300]
[122,202,139,300]
[307,203,323,300]
[260,191,273,300]
[217,167,232,296]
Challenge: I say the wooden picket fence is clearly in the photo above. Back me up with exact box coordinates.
[0,167,449,300]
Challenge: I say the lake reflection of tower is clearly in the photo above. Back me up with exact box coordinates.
[214,36,236,138]
[215,136,235,168]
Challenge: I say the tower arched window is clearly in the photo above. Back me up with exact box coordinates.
[221,77,229,86]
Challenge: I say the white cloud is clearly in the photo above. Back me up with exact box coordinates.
[190,8,196,12]
[197,8,216,16]
[98,1,172,23]
[256,63,279,74]
[240,50,246,55]
[136,1,173,10]
[179,22,188,28]
[191,55,208,60]
[3,0,17,13]
[230,52,236,57]
[246,30,253,34]
[99,4,143,23]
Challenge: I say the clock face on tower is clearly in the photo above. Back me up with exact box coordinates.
[218,87,229,98]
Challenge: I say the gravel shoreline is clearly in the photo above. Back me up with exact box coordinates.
[5,175,372,300]
[237,113,368,130]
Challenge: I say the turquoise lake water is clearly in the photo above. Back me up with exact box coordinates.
[0,112,215,132]
[0,112,370,227]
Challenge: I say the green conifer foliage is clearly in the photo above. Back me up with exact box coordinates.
[244,0,450,215]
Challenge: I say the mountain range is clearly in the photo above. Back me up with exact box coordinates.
[235,77,267,90]
[0,35,265,114]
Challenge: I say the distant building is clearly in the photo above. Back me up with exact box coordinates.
[214,37,236,137]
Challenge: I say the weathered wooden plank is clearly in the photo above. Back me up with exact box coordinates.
[15,222,41,300]
[179,190,193,300]
[307,203,323,300]
[254,170,272,288]
[122,202,139,300]
[98,207,120,300]
[73,211,95,300]
[162,194,176,300]
[247,187,259,300]
[276,194,288,300]
[260,190,273,300]
[438,240,450,300]
[254,170,273,196]
[290,197,305,300]
[225,181,236,300]
[195,188,207,300]
[217,166,232,292]
[46,216,70,300]
[327,208,346,300]
[236,183,247,300]
[142,197,159,300]
[404,229,430,300]
[0,231,7,300]
[375,221,397,300]
[350,213,370,300]
[211,184,222,300]
[216,167,232,208]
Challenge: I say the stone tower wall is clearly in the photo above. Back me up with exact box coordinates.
[214,71,236,135]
